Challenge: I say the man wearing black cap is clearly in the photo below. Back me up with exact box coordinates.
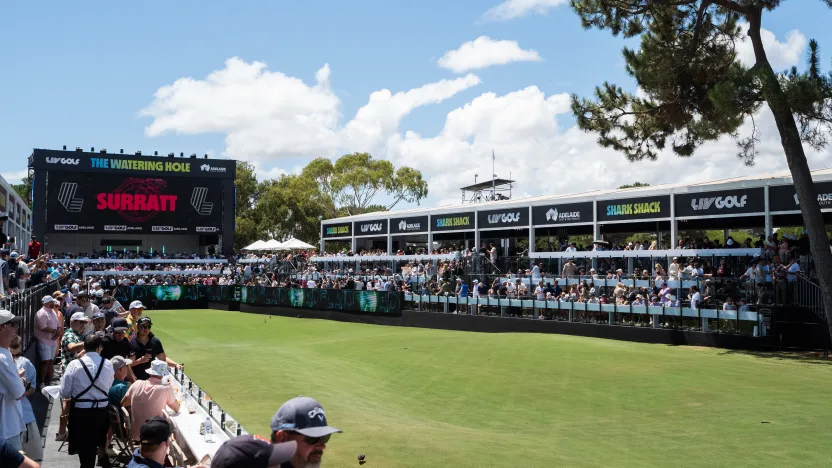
[127,416,174,468]
[213,436,297,468]
[270,396,341,467]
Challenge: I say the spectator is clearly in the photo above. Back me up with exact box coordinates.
[27,236,41,260]
[126,416,174,468]
[10,335,42,462]
[61,312,88,368]
[121,360,180,441]
[0,437,40,468]
[0,310,26,452]
[0,249,10,296]
[126,300,146,340]
[270,396,341,468]
[75,291,100,334]
[101,318,134,363]
[212,436,297,468]
[108,355,132,408]
[99,296,122,327]
[129,317,181,380]
[34,295,60,390]
[59,334,114,468]
[91,311,107,336]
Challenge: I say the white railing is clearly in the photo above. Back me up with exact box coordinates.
[310,254,456,262]
[528,248,760,258]
[51,258,228,264]
[83,269,223,276]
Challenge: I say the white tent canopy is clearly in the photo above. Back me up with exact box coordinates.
[262,239,285,251]
[279,237,316,250]
[241,240,268,251]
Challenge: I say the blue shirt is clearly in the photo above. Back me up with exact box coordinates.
[0,438,24,467]
[459,283,469,297]
[109,379,129,407]
[127,448,165,468]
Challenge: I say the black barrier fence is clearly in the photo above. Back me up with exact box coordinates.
[4,282,63,347]
[112,284,402,315]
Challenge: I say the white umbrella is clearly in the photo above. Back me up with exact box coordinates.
[242,240,268,251]
[262,239,285,251]
[279,237,316,250]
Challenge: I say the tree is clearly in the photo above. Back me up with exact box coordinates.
[618,182,650,189]
[569,0,832,332]
[11,173,32,207]
[303,153,428,216]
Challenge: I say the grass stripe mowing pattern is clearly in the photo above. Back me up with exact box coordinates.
[150,309,832,467]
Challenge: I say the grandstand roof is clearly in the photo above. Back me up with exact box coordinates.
[322,167,832,224]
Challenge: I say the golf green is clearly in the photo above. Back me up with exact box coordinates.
[151,309,832,467]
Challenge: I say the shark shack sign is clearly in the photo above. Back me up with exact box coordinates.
[354,219,388,236]
[597,195,671,221]
[477,208,529,228]
[675,188,765,217]
[322,222,351,238]
[431,211,475,232]
[769,182,832,212]
[390,216,428,234]
[532,202,593,225]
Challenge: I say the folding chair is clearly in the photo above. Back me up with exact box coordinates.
[107,405,134,463]
[168,439,188,467]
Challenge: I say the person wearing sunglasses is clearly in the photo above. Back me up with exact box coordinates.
[128,317,182,380]
[270,396,341,467]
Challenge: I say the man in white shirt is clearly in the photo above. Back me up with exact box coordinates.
[0,310,26,452]
[59,334,114,468]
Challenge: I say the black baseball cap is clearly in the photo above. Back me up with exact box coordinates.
[212,436,296,468]
[140,416,172,445]
[138,316,152,326]
[270,396,342,437]
[110,317,129,332]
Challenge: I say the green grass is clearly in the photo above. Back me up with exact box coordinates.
[151,309,832,468]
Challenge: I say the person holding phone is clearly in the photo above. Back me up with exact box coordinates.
[128,317,181,380]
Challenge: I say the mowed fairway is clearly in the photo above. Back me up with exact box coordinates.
[151,310,832,468]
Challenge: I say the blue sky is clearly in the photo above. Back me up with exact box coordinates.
[2,1,831,206]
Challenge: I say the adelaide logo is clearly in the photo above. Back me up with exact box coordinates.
[96,178,177,222]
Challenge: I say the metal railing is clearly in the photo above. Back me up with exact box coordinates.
[169,366,250,438]
[791,275,829,324]
[3,281,62,348]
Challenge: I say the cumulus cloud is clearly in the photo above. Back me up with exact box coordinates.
[140,58,480,162]
[481,0,567,22]
[736,24,807,70]
[1,170,28,185]
[386,86,829,206]
[438,36,543,73]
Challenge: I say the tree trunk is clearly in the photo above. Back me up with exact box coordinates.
[748,11,832,340]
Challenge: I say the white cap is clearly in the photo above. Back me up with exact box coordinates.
[130,300,146,310]
[70,312,90,322]
[42,295,56,304]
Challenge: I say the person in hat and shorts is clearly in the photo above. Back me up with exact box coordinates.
[213,436,297,468]
[34,294,60,389]
[270,396,341,467]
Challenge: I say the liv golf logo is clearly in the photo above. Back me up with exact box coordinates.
[487,212,520,224]
[360,223,383,233]
[690,195,747,211]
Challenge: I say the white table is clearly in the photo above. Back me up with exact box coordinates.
[165,385,230,462]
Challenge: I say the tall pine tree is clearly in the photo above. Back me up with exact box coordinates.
[570,0,832,333]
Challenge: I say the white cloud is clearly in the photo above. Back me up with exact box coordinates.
[385,86,829,207]
[736,24,807,70]
[438,36,543,73]
[140,58,480,162]
[481,0,567,22]
[1,170,27,185]
[140,56,830,209]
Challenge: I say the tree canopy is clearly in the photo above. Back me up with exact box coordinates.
[233,154,428,250]
[618,182,650,189]
[569,0,832,330]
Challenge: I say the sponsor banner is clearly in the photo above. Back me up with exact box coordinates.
[477,208,529,228]
[532,202,594,225]
[597,195,671,221]
[769,182,832,212]
[46,173,223,234]
[322,222,352,238]
[242,286,401,314]
[31,150,235,179]
[354,219,389,236]
[675,187,764,217]
[431,211,475,232]
[390,215,429,234]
